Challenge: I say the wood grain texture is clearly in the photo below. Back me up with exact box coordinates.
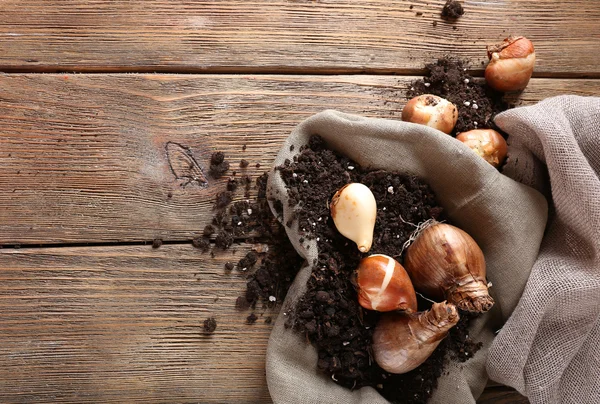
[1,74,599,245]
[0,1,598,75]
[0,243,526,403]
[0,244,273,403]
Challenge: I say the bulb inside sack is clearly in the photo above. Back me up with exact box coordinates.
[330,183,377,253]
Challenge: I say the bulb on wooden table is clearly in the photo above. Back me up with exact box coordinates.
[356,254,417,313]
[330,183,377,253]
[373,301,459,374]
[485,36,535,92]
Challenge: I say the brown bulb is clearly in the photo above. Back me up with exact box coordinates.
[456,129,508,168]
[356,254,417,312]
[485,36,535,92]
[402,94,458,134]
[373,301,459,374]
[404,222,494,313]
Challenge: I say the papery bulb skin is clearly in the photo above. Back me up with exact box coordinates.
[373,301,459,374]
[356,254,417,313]
[402,94,458,134]
[404,223,494,313]
[485,36,535,92]
[330,183,377,253]
[456,129,508,168]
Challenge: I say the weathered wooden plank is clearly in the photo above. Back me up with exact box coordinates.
[1,74,599,245]
[0,1,598,75]
[0,244,273,403]
[0,243,526,403]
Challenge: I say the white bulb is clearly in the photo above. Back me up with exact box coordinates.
[330,183,377,253]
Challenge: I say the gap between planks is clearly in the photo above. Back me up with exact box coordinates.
[1,66,600,79]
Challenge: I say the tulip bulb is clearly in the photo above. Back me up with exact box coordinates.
[485,36,535,92]
[404,222,494,313]
[402,94,458,134]
[330,183,377,253]
[373,301,459,374]
[356,254,417,312]
[456,129,508,168]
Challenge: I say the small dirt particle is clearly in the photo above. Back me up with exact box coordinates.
[441,0,464,19]
[215,191,233,209]
[237,251,258,271]
[240,159,250,168]
[152,239,163,249]
[246,313,258,324]
[192,236,211,252]
[203,225,215,237]
[203,317,217,334]
[227,178,239,192]
[215,231,233,249]
[209,151,230,178]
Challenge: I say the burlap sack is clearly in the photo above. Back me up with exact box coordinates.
[266,96,598,403]
[487,96,600,404]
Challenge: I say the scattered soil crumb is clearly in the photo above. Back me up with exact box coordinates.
[246,313,258,324]
[152,239,163,249]
[441,0,464,19]
[203,225,215,236]
[203,317,217,334]
[192,236,211,252]
[227,178,239,192]
[215,191,233,209]
[225,262,234,271]
[210,151,230,178]
[215,231,234,249]
[240,159,250,168]
[237,251,258,272]
[264,316,273,324]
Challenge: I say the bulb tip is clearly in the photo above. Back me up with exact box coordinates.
[358,246,368,253]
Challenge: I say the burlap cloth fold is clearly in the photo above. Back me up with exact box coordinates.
[265,96,600,404]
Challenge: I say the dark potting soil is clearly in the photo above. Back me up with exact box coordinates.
[408,58,508,134]
[274,136,481,404]
[205,143,480,402]
[441,0,464,19]
[203,153,304,317]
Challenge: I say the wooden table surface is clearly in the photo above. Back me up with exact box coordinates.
[1,1,598,403]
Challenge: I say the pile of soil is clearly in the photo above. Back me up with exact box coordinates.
[408,58,508,134]
[272,136,481,404]
[205,143,481,403]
